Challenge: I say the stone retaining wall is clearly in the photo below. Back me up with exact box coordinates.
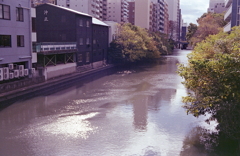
[0,76,45,94]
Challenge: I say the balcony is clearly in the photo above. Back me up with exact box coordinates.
[224,4,232,22]
[225,0,232,8]
[33,42,77,53]
[95,3,100,8]
[121,0,128,6]
[224,22,231,32]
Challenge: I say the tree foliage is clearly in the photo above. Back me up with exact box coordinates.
[149,31,174,55]
[178,26,240,140]
[110,23,172,62]
[189,12,226,46]
[186,23,198,43]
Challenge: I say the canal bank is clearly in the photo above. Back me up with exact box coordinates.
[0,64,116,109]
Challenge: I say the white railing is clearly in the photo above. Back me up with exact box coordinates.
[224,4,232,21]
[224,22,231,32]
[225,0,232,8]
[34,42,77,52]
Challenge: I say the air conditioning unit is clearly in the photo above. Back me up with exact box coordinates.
[8,64,14,70]
[9,73,14,79]
[19,65,24,70]
[3,67,9,74]
[19,69,24,77]
[14,70,19,78]
[4,73,9,80]
[3,67,9,80]
[0,68,3,81]
[24,69,29,76]
[30,68,36,74]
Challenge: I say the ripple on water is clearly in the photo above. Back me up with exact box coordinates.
[22,112,99,140]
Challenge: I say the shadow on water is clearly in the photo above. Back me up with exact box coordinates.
[180,126,240,156]
[0,58,168,111]
[117,58,168,73]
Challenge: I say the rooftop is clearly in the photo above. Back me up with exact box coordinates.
[39,3,109,27]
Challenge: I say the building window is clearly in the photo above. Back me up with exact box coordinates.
[79,38,83,45]
[0,4,10,20]
[86,21,89,27]
[79,19,83,26]
[17,35,24,47]
[32,17,36,32]
[0,35,11,47]
[93,39,96,44]
[16,7,23,21]
[78,54,82,62]
[86,38,90,44]
[86,52,90,62]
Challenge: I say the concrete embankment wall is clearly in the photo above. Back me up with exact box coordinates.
[43,63,76,80]
[0,65,115,110]
[0,77,45,94]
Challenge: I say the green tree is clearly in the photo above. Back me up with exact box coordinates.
[186,23,198,43]
[149,31,173,55]
[178,26,240,141]
[110,23,161,62]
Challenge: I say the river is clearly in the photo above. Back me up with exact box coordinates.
[0,50,238,156]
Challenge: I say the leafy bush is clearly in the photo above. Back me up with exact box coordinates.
[178,26,240,139]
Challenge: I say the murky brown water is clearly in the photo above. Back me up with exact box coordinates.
[0,50,238,156]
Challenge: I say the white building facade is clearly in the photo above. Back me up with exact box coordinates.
[165,0,180,41]
[104,0,129,23]
[134,0,151,29]
[208,0,226,13]
[0,0,33,81]
[56,0,104,20]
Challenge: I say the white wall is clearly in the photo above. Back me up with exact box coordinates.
[57,0,89,14]
[43,63,76,80]
[103,21,118,44]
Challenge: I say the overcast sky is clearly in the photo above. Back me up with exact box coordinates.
[180,0,209,25]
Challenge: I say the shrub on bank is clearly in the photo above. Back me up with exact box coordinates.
[109,23,173,63]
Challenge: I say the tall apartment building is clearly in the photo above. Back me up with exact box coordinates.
[128,0,168,33]
[224,0,240,32]
[56,0,104,20]
[164,1,169,34]
[0,0,33,82]
[104,0,129,23]
[151,0,165,33]
[181,22,187,41]
[135,0,151,29]
[165,0,180,41]
[128,0,135,25]
[208,0,226,13]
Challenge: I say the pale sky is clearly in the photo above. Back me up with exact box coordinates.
[180,0,209,25]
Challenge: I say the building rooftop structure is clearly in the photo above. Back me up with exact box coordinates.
[208,0,226,13]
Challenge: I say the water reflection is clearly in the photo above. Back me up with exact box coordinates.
[132,94,148,131]
[180,126,240,156]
